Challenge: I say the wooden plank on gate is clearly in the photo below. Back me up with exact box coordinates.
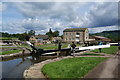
[78,44,110,50]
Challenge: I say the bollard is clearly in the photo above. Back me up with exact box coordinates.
[57,51,60,57]
[22,49,25,61]
[22,49,25,56]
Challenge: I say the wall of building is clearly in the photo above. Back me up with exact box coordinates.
[29,36,36,43]
[63,31,86,43]
[84,29,89,41]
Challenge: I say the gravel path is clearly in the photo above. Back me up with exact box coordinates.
[84,51,120,79]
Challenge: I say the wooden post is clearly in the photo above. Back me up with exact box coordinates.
[22,50,25,56]
[22,49,25,61]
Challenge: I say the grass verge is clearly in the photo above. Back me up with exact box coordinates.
[91,46,118,54]
[37,44,68,50]
[82,53,102,56]
[37,43,82,50]
[0,37,18,40]
[0,50,22,55]
[42,57,107,79]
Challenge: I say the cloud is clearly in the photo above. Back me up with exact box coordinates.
[12,2,89,22]
[2,18,66,34]
[1,0,119,2]
[89,25,118,33]
[2,18,48,33]
[0,3,7,12]
[82,2,118,27]
[2,2,118,34]
[11,2,118,26]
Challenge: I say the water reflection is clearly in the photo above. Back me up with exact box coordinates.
[1,53,57,78]
[2,57,33,78]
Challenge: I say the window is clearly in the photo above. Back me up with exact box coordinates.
[76,37,79,40]
[76,33,80,35]
[76,37,79,41]
[66,33,67,35]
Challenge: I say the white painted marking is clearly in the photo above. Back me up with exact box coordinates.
[42,52,56,55]
[109,43,118,45]
[78,44,110,50]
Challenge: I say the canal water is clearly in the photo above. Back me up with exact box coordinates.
[1,55,57,79]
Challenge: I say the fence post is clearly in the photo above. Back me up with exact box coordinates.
[22,49,25,61]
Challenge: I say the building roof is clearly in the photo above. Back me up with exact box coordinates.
[35,35,48,39]
[63,28,87,32]
[93,36,109,39]
[92,36,111,41]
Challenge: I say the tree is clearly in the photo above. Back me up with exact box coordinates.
[46,28,59,38]
[17,32,29,41]
[28,30,35,36]
[60,35,63,39]
[46,28,53,37]
[49,28,52,34]
[53,30,59,37]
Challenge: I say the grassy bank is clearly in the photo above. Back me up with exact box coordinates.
[0,47,17,49]
[91,46,118,54]
[81,53,102,56]
[37,43,82,50]
[42,57,107,79]
[0,37,18,40]
[0,50,22,55]
[37,43,68,50]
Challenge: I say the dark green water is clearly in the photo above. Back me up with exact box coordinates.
[1,55,57,79]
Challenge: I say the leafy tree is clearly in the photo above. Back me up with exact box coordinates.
[60,35,63,39]
[0,30,32,41]
[46,28,53,37]
[46,28,59,38]
[1,32,10,37]
[18,32,29,41]
[49,28,52,34]
[53,30,59,37]
[28,30,35,36]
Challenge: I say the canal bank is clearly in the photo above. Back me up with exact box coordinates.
[23,55,112,79]
[1,54,57,79]
[0,50,31,61]
[23,50,119,79]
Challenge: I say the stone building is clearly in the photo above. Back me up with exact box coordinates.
[63,28,89,43]
[51,37,62,43]
[29,35,49,45]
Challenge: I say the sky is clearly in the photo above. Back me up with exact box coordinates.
[0,0,119,35]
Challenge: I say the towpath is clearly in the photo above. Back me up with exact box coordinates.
[84,51,120,80]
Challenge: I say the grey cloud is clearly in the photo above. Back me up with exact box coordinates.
[0,3,7,11]
[83,2,118,27]
[89,25,118,33]
[2,18,66,34]
[13,2,81,22]
[2,2,118,34]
